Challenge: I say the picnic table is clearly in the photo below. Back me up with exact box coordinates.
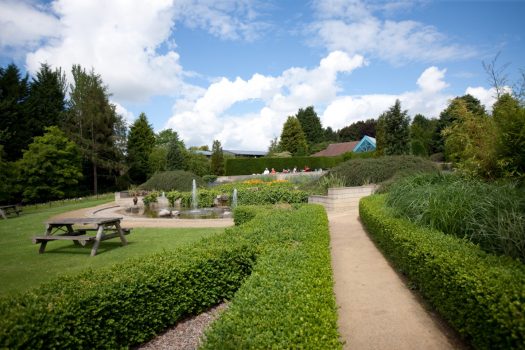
[32,217,130,257]
[0,204,21,219]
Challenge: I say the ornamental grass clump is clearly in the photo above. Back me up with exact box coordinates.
[385,172,525,262]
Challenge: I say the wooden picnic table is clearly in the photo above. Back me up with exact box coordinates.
[32,217,130,257]
[0,204,21,219]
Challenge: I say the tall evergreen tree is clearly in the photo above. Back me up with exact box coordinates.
[410,114,436,157]
[26,63,67,139]
[211,140,225,175]
[278,116,308,155]
[0,64,30,161]
[323,126,339,142]
[166,138,186,171]
[376,100,410,155]
[127,113,155,183]
[338,119,377,141]
[66,65,121,195]
[296,106,323,145]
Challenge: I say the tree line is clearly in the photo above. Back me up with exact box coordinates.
[272,95,524,181]
[0,63,224,204]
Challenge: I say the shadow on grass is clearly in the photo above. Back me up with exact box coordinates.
[42,241,135,256]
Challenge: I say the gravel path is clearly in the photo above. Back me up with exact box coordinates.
[136,303,228,350]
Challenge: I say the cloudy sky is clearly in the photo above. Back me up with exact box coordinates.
[1,0,523,150]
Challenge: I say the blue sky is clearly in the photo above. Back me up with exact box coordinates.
[1,0,523,150]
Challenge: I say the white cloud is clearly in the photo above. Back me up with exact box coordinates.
[0,0,61,49]
[464,86,512,112]
[310,0,475,64]
[166,51,365,149]
[322,66,452,130]
[112,101,135,126]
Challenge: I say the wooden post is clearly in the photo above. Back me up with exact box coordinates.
[115,221,128,246]
[90,225,105,257]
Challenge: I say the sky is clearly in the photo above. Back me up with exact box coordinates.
[1,0,524,151]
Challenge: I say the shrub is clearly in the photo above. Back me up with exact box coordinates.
[360,195,525,349]
[385,173,525,262]
[202,174,218,184]
[0,205,340,349]
[327,155,437,186]
[142,191,159,207]
[232,205,270,226]
[202,205,341,349]
[139,170,204,191]
[165,190,181,207]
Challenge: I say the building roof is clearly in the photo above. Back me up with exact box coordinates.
[311,141,359,157]
[353,136,376,153]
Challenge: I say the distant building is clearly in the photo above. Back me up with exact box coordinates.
[192,149,267,158]
[312,136,376,157]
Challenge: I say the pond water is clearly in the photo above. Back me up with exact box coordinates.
[119,206,232,219]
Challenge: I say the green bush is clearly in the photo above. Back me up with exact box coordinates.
[360,195,525,350]
[142,191,159,207]
[0,237,256,349]
[139,170,204,191]
[232,205,269,226]
[328,155,437,186]
[180,188,220,208]
[0,205,340,349]
[385,173,525,262]
[165,190,181,207]
[202,205,341,349]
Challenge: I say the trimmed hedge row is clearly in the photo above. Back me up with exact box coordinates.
[359,195,525,350]
[0,205,340,349]
[202,204,341,349]
[225,155,343,175]
[0,241,255,349]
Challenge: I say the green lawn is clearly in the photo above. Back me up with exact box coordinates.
[0,197,223,296]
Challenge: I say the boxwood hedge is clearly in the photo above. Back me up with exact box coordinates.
[0,205,340,349]
[360,195,525,350]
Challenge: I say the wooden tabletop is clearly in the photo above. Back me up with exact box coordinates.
[46,217,123,225]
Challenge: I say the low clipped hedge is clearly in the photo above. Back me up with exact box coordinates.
[0,205,340,349]
[202,204,341,349]
[360,195,525,349]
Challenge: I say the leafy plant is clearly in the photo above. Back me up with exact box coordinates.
[139,170,203,191]
[142,191,159,208]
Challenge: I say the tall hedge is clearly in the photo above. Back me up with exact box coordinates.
[360,195,525,349]
[225,152,375,176]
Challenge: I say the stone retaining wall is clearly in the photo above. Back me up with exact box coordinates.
[308,185,377,212]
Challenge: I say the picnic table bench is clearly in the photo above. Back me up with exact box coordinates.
[32,217,130,257]
[0,205,21,219]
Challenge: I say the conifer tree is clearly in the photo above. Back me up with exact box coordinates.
[211,140,225,175]
[296,106,323,145]
[127,113,155,183]
[278,116,308,155]
[376,100,410,155]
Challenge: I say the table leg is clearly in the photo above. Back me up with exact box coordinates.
[115,221,128,246]
[90,225,105,257]
[39,224,53,254]
[0,209,6,220]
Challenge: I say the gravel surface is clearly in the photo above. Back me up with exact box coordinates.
[136,303,228,350]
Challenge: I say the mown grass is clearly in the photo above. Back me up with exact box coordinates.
[0,197,223,296]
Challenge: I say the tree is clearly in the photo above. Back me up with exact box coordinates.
[17,126,82,203]
[0,145,18,203]
[323,126,338,142]
[127,113,155,183]
[26,63,67,139]
[66,65,122,195]
[278,116,308,155]
[185,151,210,176]
[338,119,377,141]
[492,93,525,178]
[267,136,280,156]
[296,106,323,145]
[443,99,498,178]
[0,64,30,161]
[432,94,487,155]
[166,138,186,171]
[211,140,225,175]
[376,100,410,155]
[410,114,436,157]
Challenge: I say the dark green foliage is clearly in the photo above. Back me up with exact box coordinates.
[323,126,339,142]
[376,100,410,155]
[66,65,122,195]
[327,155,437,186]
[279,116,308,155]
[0,145,18,203]
[232,205,267,226]
[296,106,324,145]
[184,151,210,177]
[166,139,186,171]
[127,113,156,183]
[492,94,525,179]
[0,64,30,161]
[211,140,225,175]
[139,171,204,191]
[360,195,525,350]
[25,63,67,139]
[385,173,525,262]
[202,205,341,349]
[225,155,344,175]
[338,118,377,141]
[202,174,217,184]
[17,126,83,203]
[410,114,436,157]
